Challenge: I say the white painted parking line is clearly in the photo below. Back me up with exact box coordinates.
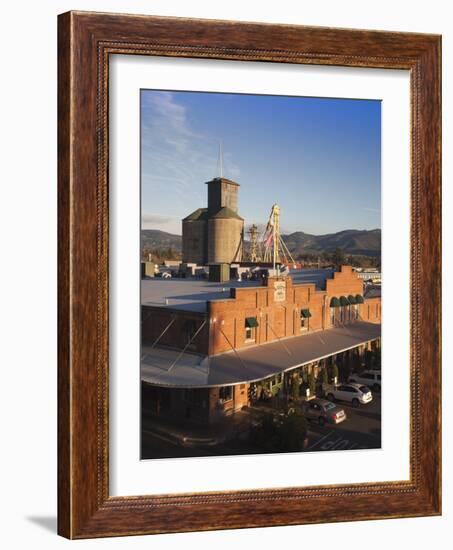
[307,431,332,451]
[307,429,371,452]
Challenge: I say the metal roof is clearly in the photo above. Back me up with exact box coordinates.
[182,208,209,221]
[289,268,335,289]
[142,277,262,312]
[205,176,240,187]
[364,287,382,299]
[141,269,337,313]
[209,206,243,220]
[141,321,381,388]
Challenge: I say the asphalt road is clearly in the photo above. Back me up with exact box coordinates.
[305,392,381,452]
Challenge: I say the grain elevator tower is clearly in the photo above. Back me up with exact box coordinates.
[182,176,244,267]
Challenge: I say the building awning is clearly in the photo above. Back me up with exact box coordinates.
[141,321,381,388]
[301,309,312,318]
[348,294,357,304]
[330,297,341,307]
[340,296,350,306]
[356,294,365,304]
[245,316,259,328]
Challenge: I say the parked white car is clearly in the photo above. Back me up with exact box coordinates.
[348,370,381,392]
[326,383,373,407]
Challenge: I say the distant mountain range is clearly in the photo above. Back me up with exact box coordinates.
[281,229,381,257]
[141,228,381,257]
[141,229,183,251]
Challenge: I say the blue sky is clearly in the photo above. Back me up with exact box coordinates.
[141,90,381,236]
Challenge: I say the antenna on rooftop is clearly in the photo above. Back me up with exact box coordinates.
[216,141,224,178]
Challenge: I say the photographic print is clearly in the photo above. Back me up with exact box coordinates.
[57,13,441,537]
[140,90,382,460]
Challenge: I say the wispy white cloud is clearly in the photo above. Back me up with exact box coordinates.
[142,91,198,152]
[142,213,175,225]
[141,212,181,234]
[141,91,241,219]
[363,207,380,213]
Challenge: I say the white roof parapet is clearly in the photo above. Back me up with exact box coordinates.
[141,268,337,313]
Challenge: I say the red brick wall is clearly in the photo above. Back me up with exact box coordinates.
[207,384,249,423]
[325,265,363,298]
[208,266,380,355]
[141,267,381,357]
[360,297,381,323]
[234,383,249,409]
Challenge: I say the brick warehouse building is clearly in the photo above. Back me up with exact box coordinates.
[141,266,381,424]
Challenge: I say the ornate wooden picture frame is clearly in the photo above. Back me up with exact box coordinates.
[58,11,441,539]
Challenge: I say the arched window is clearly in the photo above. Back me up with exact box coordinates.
[300,308,311,331]
[329,297,340,326]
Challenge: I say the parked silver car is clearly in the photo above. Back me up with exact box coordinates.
[302,398,347,426]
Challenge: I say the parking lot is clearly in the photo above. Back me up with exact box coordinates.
[305,392,381,452]
[141,388,381,459]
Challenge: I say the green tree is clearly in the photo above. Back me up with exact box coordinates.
[333,247,346,267]
[373,348,381,369]
[340,360,351,382]
[320,368,328,386]
[351,351,361,373]
[290,376,300,400]
[250,410,307,453]
[365,350,373,369]
[249,413,279,451]
[331,362,339,384]
[278,410,307,452]
[321,251,332,264]
[308,373,316,396]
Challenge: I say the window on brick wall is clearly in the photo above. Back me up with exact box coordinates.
[219,385,233,403]
[343,305,352,323]
[330,307,336,325]
[245,317,258,342]
[300,309,311,331]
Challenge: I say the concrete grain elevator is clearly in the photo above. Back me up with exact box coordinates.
[182,177,244,277]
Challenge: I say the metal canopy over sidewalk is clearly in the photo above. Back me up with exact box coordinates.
[141,321,381,388]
